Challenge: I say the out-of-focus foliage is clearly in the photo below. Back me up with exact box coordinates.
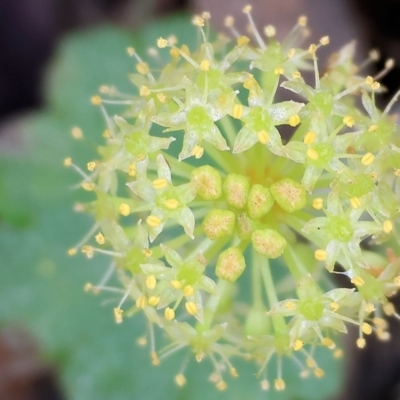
[0,15,343,399]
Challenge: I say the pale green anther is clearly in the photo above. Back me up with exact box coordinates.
[191,165,222,200]
[252,229,287,258]
[236,212,254,240]
[223,174,250,209]
[202,209,236,240]
[247,184,274,219]
[270,178,306,213]
[216,247,246,282]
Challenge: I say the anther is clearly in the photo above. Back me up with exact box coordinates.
[119,203,131,216]
[314,249,327,261]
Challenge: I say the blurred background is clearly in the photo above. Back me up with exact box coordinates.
[1,1,400,399]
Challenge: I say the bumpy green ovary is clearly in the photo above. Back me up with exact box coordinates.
[327,216,354,242]
[187,105,212,128]
[298,299,324,321]
[196,69,223,90]
[309,91,334,116]
[306,143,335,168]
[338,173,374,199]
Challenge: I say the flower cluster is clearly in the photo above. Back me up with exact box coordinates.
[66,6,400,391]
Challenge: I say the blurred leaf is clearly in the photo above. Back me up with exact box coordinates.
[0,15,343,400]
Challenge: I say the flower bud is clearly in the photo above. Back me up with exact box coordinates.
[202,209,236,240]
[216,247,246,282]
[191,165,222,200]
[270,178,306,213]
[247,184,274,219]
[252,229,287,258]
[223,174,250,209]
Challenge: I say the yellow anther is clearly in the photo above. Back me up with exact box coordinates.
[371,81,380,90]
[365,76,374,85]
[350,197,361,209]
[298,16,307,27]
[393,276,400,286]
[114,307,123,323]
[216,380,227,391]
[362,322,373,335]
[157,37,168,48]
[292,71,302,79]
[242,5,252,13]
[200,59,211,71]
[237,35,250,46]
[274,66,285,75]
[330,302,339,312]
[356,337,366,349]
[164,199,180,210]
[303,131,317,144]
[119,203,131,217]
[175,374,186,387]
[102,129,110,139]
[87,161,96,172]
[137,154,146,161]
[152,178,168,190]
[314,368,325,378]
[164,307,175,321]
[146,215,162,228]
[224,15,234,27]
[183,285,194,297]
[257,130,270,144]
[314,249,327,261]
[293,339,304,351]
[343,115,355,127]
[260,379,269,391]
[146,275,157,290]
[170,47,180,58]
[285,301,296,310]
[365,303,376,313]
[136,295,147,309]
[306,357,316,368]
[63,157,72,167]
[232,103,244,119]
[126,47,135,56]
[287,48,296,58]
[230,367,238,377]
[383,302,395,316]
[156,93,166,103]
[81,182,94,191]
[395,169,400,177]
[84,282,93,291]
[91,95,102,105]
[82,245,94,258]
[288,114,301,127]
[383,220,393,234]
[308,44,317,54]
[312,197,323,210]
[142,249,153,258]
[95,232,105,245]
[136,336,147,346]
[243,76,256,89]
[307,148,319,160]
[180,44,190,56]
[274,378,285,391]
[139,85,151,97]
[148,296,160,307]
[373,317,387,329]
[320,36,330,45]
[191,145,204,159]
[185,301,198,315]
[68,248,77,256]
[71,127,83,139]
[368,124,378,132]
[151,351,160,366]
[322,337,335,349]
[264,25,276,37]
[192,15,205,27]
[128,163,136,177]
[136,62,149,75]
[351,276,365,287]
[334,349,343,358]
[170,279,182,289]
[377,329,390,341]
[361,152,375,166]
[369,171,378,180]
[201,11,210,20]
